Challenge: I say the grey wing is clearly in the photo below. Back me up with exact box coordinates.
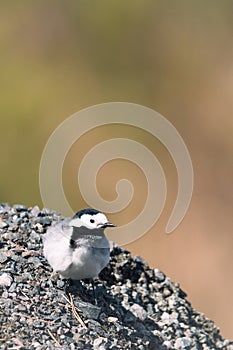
[43,220,72,242]
[43,221,73,273]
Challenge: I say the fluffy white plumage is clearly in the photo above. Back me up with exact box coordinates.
[43,209,115,280]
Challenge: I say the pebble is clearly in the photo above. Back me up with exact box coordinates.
[8,282,17,292]
[30,206,40,217]
[0,220,8,228]
[129,303,147,321]
[0,272,13,286]
[154,268,165,282]
[93,337,109,350]
[77,301,101,320]
[57,279,65,288]
[0,203,232,350]
[28,257,43,267]
[12,204,28,211]
[163,287,172,297]
[174,337,192,349]
[107,316,118,323]
[0,252,8,263]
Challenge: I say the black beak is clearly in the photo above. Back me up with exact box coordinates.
[100,222,116,228]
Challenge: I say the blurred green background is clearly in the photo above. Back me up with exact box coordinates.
[0,1,232,338]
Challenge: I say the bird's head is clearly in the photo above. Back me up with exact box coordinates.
[69,208,116,232]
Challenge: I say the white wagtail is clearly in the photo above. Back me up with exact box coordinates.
[43,208,116,302]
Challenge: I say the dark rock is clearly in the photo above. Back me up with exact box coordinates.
[12,204,28,212]
[76,301,102,320]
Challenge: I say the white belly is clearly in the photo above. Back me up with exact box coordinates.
[59,245,110,280]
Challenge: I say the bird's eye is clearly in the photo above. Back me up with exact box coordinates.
[90,219,95,224]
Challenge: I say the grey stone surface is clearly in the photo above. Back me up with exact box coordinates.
[0,203,232,350]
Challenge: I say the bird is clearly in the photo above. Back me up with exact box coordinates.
[43,208,116,302]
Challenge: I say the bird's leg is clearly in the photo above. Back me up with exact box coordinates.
[82,278,98,305]
[64,278,74,295]
[91,279,98,306]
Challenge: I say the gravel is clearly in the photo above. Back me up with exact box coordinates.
[0,203,232,350]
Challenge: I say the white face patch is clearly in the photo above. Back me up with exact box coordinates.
[70,213,109,230]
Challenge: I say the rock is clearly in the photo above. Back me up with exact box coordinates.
[107,316,118,323]
[0,220,9,229]
[154,268,165,282]
[76,301,102,320]
[30,206,40,217]
[12,204,28,212]
[93,337,109,350]
[0,252,8,263]
[129,303,147,321]
[28,257,43,267]
[174,337,192,349]
[0,203,232,350]
[0,272,13,286]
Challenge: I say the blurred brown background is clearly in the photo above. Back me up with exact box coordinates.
[0,1,232,339]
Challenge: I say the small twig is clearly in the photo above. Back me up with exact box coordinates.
[57,302,67,307]
[62,293,72,304]
[62,293,87,328]
[20,290,29,298]
[69,294,87,329]
[47,329,61,347]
